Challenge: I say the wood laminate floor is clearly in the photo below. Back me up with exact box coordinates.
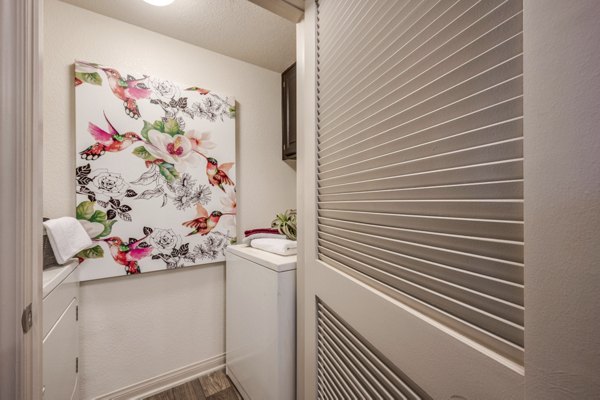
[144,369,241,400]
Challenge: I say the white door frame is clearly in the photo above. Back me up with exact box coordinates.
[295,2,318,399]
[0,0,44,399]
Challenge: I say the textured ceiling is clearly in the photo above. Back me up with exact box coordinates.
[60,0,296,72]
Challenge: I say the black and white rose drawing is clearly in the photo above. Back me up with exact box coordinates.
[149,78,180,100]
[90,169,129,199]
[150,231,230,269]
[149,228,181,252]
[75,164,137,221]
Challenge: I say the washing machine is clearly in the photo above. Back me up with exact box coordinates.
[225,244,296,400]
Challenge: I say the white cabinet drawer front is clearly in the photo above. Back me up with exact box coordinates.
[43,299,79,400]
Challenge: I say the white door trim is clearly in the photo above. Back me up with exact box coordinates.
[523,1,600,397]
[0,0,44,398]
[295,1,318,399]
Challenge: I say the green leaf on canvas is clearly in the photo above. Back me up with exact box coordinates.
[163,118,183,136]
[152,119,165,132]
[132,146,156,161]
[76,201,95,221]
[158,162,180,183]
[140,120,154,141]
[89,210,107,223]
[74,72,102,86]
[97,219,117,238]
[76,245,104,259]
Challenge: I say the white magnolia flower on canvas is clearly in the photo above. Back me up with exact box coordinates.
[146,130,197,170]
[219,188,237,234]
[220,188,237,214]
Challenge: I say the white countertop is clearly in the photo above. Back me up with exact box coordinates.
[42,259,79,298]
[226,244,297,272]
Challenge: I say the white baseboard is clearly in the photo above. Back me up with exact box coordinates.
[94,353,225,400]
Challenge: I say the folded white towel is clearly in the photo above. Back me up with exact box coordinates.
[242,233,287,244]
[43,217,93,264]
[250,238,297,256]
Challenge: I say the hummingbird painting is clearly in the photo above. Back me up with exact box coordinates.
[79,112,143,160]
[101,67,152,119]
[196,152,235,192]
[205,157,235,192]
[101,235,153,275]
[182,204,233,237]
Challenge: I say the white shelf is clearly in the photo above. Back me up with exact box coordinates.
[42,259,79,299]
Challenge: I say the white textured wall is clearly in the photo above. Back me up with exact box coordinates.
[78,264,224,398]
[43,0,295,398]
[524,0,600,398]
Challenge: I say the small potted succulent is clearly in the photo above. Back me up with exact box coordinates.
[271,209,297,240]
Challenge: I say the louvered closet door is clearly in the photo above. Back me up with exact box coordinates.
[302,0,524,398]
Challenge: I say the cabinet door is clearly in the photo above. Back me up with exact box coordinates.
[43,299,79,400]
[282,63,296,159]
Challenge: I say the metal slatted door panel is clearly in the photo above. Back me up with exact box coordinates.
[313,0,524,397]
[316,300,432,400]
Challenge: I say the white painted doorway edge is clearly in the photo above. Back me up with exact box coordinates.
[295,2,317,399]
[0,0,44,398]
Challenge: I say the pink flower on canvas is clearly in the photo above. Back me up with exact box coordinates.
[185,130,216,153]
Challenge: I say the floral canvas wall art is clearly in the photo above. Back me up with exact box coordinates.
[74,60,236,281]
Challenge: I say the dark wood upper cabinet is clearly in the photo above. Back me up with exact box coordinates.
[282,63,296,160]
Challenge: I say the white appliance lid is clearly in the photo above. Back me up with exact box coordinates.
[226,244,297,272]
